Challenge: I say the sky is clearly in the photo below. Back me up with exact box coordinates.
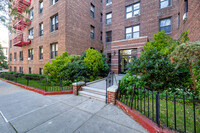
[0,24,8,45]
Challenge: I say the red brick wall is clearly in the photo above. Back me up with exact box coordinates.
[111,37,148,74]
[103,0,200,55]
[9,0,103,74]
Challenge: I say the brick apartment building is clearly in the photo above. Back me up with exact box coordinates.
[9,0,200,74]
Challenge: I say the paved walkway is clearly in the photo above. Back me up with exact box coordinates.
[0,80,147,133]
[88,75,124,90]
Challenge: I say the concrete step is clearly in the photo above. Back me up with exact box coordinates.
[79,91,106,102]
[82,86,106,96]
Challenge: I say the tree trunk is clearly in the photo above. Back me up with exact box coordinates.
[189,64,197,94]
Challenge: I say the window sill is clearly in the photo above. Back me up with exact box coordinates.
[106,23,112,26]
[159,5,172,10]
[39,59,43,61]
[50,30,58,34]
[126,15,140,20]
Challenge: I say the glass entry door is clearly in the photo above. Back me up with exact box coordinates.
[119,49,137,74]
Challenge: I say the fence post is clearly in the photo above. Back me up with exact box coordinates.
[27,77,29,86]
[130,86,135,109]
[60,77,62,91]
[45,78,47,92]
[156,91,160,126]
[106,79,108,103]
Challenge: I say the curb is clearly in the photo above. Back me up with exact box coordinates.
[0,78,73,95]
[116,100,172,133]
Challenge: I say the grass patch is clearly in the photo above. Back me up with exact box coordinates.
[119,95,200,133]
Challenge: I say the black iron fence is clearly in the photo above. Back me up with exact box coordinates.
[0,73,72,91]
[117,85,200,133]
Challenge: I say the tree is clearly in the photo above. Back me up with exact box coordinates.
[0,44,7,69]
[171,42,200,94]
[0,0,30,30]
[84,48,104,77]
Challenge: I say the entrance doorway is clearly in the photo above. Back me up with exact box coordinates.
[119,49,137,74]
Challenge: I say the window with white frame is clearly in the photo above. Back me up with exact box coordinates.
[29,8,34,20]
[51,0,58,5]
[126,25,140,39]
[19,51,23,61]
[90,26,95,39]
[126,3,140,19]
[51,15,58,32]
[39,46,43,60]
[29,28,34,36]
[39,23,43,36]
[106,0,112,6]
[90,4,95,18]
[106,12,112,24]
[160,0,172,9]
[50,43,58,59]
[14,53,17,61]
[39,1,43,13]
[40,68,43,75]
[14,67,17,72]
[28,49,33,60]
[160,18,171,33]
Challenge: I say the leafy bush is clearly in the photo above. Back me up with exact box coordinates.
[143,31,177,56]
[127,49,190,90]
[99,53,109,77]
[170,42,200,94]
[43,51,71,79]
[84,48,104,77]
[119,73,146,94]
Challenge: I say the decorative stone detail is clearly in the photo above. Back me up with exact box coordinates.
[107,85,118,104]
[72,82,85,95]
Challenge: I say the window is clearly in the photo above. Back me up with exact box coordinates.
[160,0,172,9]
[101,32,103,41]
[14,67,17,72]
[51,0,58,5]
[40,68,43,75]
[50,43,58,59]
[185,0,188,13]
[126,3,140,19]
[39,1,43,14]
[178,13,180,28]
[29,67,32,74]
[39,46,43,60]
[10,53,12,61]
[106,0,112,6]
[10,66,12,72]
[160,18,172,33]
[29,8,34,20]
[19,51,23,61]
[10,40,12,48]
[91,4,95,18]
[106,31,112,42]
[28,49,33,60]
[90,26,95,39]
[14,53,17,61]
[51,15,58,32]
[106,12,112,24]
[39,23,43,36]
[126,25,140,39]
[29,28,34,36]
[20,67,23,74]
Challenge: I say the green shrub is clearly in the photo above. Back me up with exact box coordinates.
[43,51,71,79]
[84,48,104,77]
[69,54,81,62]
[99,53,109,77]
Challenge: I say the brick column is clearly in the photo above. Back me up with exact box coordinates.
[107,85,118,104]
[72,82,85,95]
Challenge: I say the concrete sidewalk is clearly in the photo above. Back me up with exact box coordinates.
[0,80,147,133]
